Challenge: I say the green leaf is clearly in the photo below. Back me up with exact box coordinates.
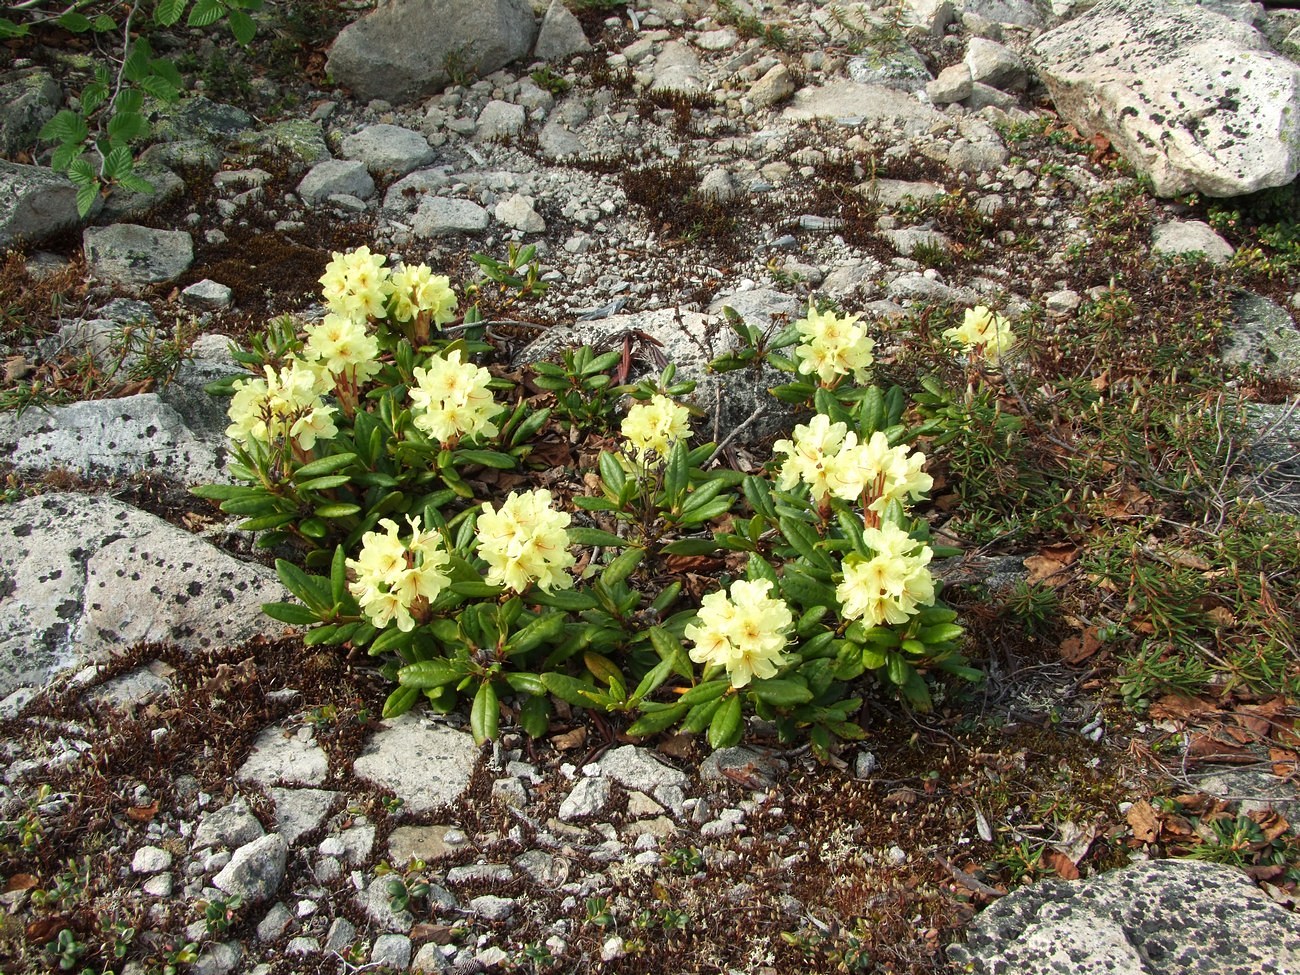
[187,0,224,27]
[505,612,567,655]
[539,672,598,707]
[114,89,145,114]
[118,173,155,194]
[261,602,320,625]
[600,547,644,587]
[77,180,99,217]
[567,527,626,548]
[330,545,348,607]
[572,495,619,512]
[630,658,672,706]
[778,516,832,570]
[382,685,421,719]
[661,538,718,556]
[57,12,93,32]
[0,17,31,38]
[583,652,626,692]
[398,660,463,689]
[708,694,743,750]
[598,451,626,496]
[917,623,964,644]
[106,111,146,144]
[91,13,116,31]
[313,502,361,518]
[293,453,357,479]
[38,110,89,146]
[102,145,133,182]
[190,483,255,501]
[449,581,505,598]
[678,497,734,526]
[648,626,693,680]
[296,474,351,491]
[155,0,187,25]
[227,7,256,44]
[664,440,688,504]
[139,74,179,101]
[528,588,599,611]
[274,560,330,613]
[470,682,499,745]
[682,697,723,734]
[678,679,731,706]
[236,512,296,532]
[747,678,813,707]
[518,693,552,738]
[453,449,516,469]
[626,702,689,737]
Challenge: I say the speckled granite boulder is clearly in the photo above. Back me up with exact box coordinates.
[947,859,1300,975]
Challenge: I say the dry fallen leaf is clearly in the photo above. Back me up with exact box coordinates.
[1127,799,1159,842]
[1270,747,1298,778]
[127,802,159,822]
[1024,544,1079,586]
[1045,851,1080,880]
[550,727,586,751]
[1058,627,1104,665]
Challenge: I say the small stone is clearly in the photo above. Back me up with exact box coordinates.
[181,279,233,311]
[1152,220,1234,265]
[494,193,546,233]
[195,798,264,851]
[596,745,687,792]
[470,894,515,921]
[212,834,287,905]
[748,64,796,109]
[559,777,611,821]
[411,943,450,972]
[191,942,242,975]
[601,936,626,962]
[323,917,357,954]
[286,937,317,956]
[256,903,293,943]
[132,845,173,874]
[371,934,413,969]
[142,873,173,897]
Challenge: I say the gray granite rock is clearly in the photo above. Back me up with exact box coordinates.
[353,713,479,814]
[494,192,545,232]
[296,159,375,205]
[596,745,687,793]
[747,63,797,109]
[326,0,537,104]
[340,124,435,176]
[83,224,194,288]
[559,776,612,821]
[948,860,1300,975]
[195,796,265,851]
[1031,0,1300,196]
[212,834,287,904]
[0,495,282,697]
[237,725,330,787]
[411,197,491,237]
[534,0,591,60]
[1222,293,1300,378]
[1152,219,1235,264]
[476,100,528,141]
[0,68,61,156]
[268,787,338,845]
[784,82,944,125]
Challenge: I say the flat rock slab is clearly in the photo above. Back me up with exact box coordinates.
[0,160,84,249]
[0,493,284,697]
[353,713,479,813]
[948,859,1300,975]
[0,392,229,485]
[1031,0,1300,197]
[782,82,943,125]
[83,223,195,287]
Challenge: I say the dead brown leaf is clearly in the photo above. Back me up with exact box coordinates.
[1024,544,1079,586]
[550,727,587,751]
[1045,851,1080,880]
[126,802,159,822]
[1270,747,1298,778]
[1058,627,1104,665]
[1126,799,1159,842]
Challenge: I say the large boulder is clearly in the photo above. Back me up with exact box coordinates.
[948,859,1300,975]
[0,68,61,157]
[0,160,84,249]
[0,494,284,698]
[326,0,538,105]
[1031,0,1300,197]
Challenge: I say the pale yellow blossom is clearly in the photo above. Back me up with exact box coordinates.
[943,305,1016,365]
[347,516,451,632]
[390,264,458,326]
[621,394,691,462]
[303,313,382,385]
[319,245,394,322]
[476,489,575,593]
[836,523,935,627]
[685,579,793,688]
[794,302,875,385]
[409,350,501,443]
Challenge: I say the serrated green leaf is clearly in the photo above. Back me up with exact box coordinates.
[155,0,187,25]
[75,182,99,217]
[139,74,178,101]
[187,0,223,27]
[227,7,255,44]
[39,109,89,146]
[58,12,92,31]
[107,111,146,144]
[102,145,133,181]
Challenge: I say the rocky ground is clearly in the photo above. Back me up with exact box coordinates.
[2,1,1300,974]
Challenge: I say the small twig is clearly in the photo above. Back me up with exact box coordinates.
[707,401,766,466]
[935,853,1005,898]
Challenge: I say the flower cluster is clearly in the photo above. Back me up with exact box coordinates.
[347,516,451,631]
[836,522,935,628]
[409,350,502,444]
[303,313,382,387]
[794,302,875,386]
[319,245,393,322]
[476,489,575,593]
[319,245,459,338]
[621,393,691,462]
[225,359,337,451]
[774,415,932,510]
[943,305,1016,365]
[685,579,793,688]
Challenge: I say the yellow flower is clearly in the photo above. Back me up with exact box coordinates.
[836,523,935,627]
[347,516,451,632]
[773,413,855,504]
[409,350,502,443]
[303,313,382,384]
[225,358,336,450]
[943,305,1016,365]
[830,431,934,511]
[684,579,793,688]
[390,264,458,326]
[476,489,575,593]
[319,245,394,322]
[794,302,875,385]
[621,394,691,462]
